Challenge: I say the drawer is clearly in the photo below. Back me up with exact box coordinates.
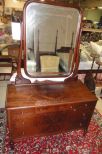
[11,110,73,138]
[9,106,87,122]
[9,109,89,139]
[7,101,96,139]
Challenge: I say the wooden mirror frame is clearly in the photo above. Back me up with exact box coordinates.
[15,0,82,84]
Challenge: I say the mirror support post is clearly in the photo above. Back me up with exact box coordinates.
[15,22,31,84]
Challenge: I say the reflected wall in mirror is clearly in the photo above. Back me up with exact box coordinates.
[24,1,82,77]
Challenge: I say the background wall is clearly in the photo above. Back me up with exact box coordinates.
[5,0,24,10]
[81,0,102,8]
[83,9,102,22]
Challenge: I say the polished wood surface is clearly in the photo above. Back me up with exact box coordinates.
[6,80,97,141]
[6,80,96,108]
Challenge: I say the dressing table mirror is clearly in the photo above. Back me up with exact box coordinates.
[25,2,80,77]
[6,0,97,149]
[15,0,82,83]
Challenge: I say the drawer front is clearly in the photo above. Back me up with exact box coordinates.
[7,101,96,139]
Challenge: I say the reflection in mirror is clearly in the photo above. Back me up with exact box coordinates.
[25,2,81,77]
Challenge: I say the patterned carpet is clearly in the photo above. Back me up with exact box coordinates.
[0,109,102,154]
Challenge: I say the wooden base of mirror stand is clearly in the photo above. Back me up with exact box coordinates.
[15,74,31,84]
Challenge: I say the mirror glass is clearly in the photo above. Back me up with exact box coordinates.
[25,2,81,77]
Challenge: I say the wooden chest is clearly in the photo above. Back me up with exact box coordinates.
[6,80,97,142]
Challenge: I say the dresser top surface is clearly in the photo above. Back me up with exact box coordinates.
[6,80,97,108]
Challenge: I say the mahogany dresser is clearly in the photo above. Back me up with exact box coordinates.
[6,80,97,145]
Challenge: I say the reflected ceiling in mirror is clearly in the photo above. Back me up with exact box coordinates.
[24,1,81,77]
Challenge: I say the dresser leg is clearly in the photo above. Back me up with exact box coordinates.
[10,140,14,150]
[83,128,87,136]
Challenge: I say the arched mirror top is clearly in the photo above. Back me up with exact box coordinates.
[21,0,82,79]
